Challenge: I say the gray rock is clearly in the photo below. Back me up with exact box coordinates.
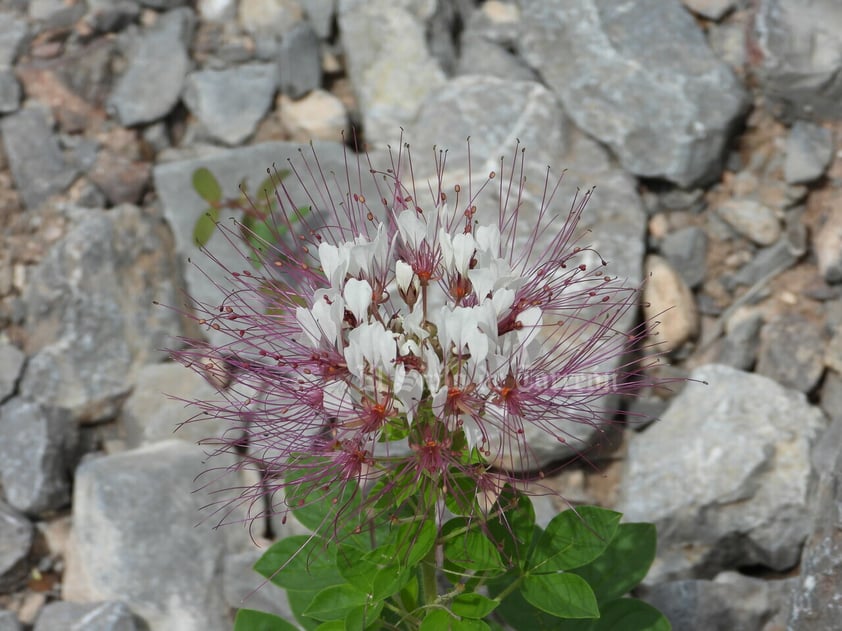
[726,208,807,289]
[182,63,277,145]
[716,199,781,246]
[813,410,842,480]
[682,0,735,21]
[339,0,446,146]
[238,0,303,40]
[0,68,19,113]
[34,601,144,631]
[788,444,842,629]
[820,371,842,426]
[223,550,294,622]
[717,311,762,371]
[0,11,27,66]
[824,328,842,375]
[278,89,348,141]
[409,74,647,467]
[107,8,194,125]
[0,342,24,402]
[0,104,79,209]
[756,313,825,393]
[463,0,522,47]
[658,187,706,213]
[85,0,141,33]
[456,33,538,82]
[139,0,188,8]
[121,362,225,448]
[300,0,335,39]
[277,21,321,99]
[753,0,842,120]
[618,364,825,583]
[87,151,151,206]
[0,399,78,516]
[0,611,22,631]
[29,0,85,28]
[0,500,33,593]
[815,207,842,284]
[20,205,183,423]
[707,17,748,75]
[518,0,748,186]
[642,571,796,631]
[426,0,461,75]
[784,121,834,184]
[660,226,708,289]
[66,441,245,631]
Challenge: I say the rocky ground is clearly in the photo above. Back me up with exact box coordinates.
[1,0,841,630]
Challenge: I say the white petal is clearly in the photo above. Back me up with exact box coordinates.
[322,380,355,417]
[450,232,475,275]
[395,259,415,292]
[397,210,427,249]
[318,242,349,288]
[295,306,321,348]
[343,278,372,323]
[474,224,500,254]
[345,321,396,377]
[491,288,515,317]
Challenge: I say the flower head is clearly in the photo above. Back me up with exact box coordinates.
[175,136,660,541]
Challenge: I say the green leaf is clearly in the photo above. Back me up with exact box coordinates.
[397,574,419,612]
[234,609,299,631]
[287,590,321,631]
[337,543,411,600]
[443,475,482,516]
[249,219,275,249]
[571,523,657,604]
[521,572,599,619]
[529,506,622,573]
[284,464,363,540]
[393,519,437,568]
[490,576,569,630]
[450,592,499,619]
[253,535,344,592]
[566,598,672,631]
[485,487,535,568]
[372,561,412,600]
[313,622,344,631]
[419,610,490,631]
[304,584,368,621]
[345,601,385,630]
[193,167,222,203]
[193,208,219,246]
[442,518,505,573]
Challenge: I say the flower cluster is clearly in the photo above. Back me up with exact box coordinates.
[176,140,653,539]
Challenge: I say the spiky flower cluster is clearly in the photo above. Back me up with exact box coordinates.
[177,140,652,538]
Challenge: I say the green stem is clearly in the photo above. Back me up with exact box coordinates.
[493,573,525,602]
[421,544,439,607]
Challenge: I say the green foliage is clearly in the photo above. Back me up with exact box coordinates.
[236,490,670,631]
[234,609,299,631]
[190,166,309,269]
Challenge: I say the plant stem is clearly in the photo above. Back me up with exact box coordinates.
[421,544,438,606]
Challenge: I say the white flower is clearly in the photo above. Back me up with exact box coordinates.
[474,224,500,255]
[295,289,343,348]
[345,321,397,379]
[395,259,417,293]
[318,242,350,289]
[393,363,424,421]
[439,230,475,275]
[349,224,389,279]
[343,278,372,323]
